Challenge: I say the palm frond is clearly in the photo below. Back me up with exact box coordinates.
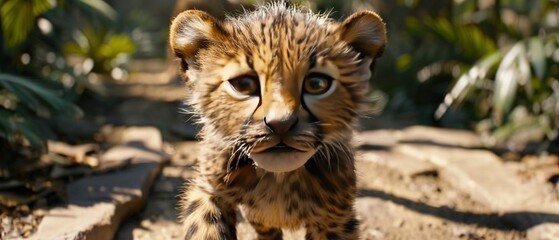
[0,108,46,150]
[493,42,530,124]
[409,17,497,61]
[434,52,502,119]
[0,0,53,47]
[528,37,546,80]
[72,0,117,23]
[0,108,18,143]
[0,73,82,118]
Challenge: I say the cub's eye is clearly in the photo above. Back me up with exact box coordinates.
[228,76,259,96]
[304,73,334,95]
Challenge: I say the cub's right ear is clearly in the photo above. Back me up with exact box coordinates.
[169,10,227,71]
[338,11,387,59]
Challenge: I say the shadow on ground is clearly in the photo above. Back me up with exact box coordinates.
[360,188,559,231]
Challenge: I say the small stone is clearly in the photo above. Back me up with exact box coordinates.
[47,141,99,167]
[394,219,405,227]
[366,228,385,238]
[18,205,30,213]
[451,226,469,237]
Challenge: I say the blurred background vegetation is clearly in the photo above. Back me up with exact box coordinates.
[363,0,559,155]
[0,0,557,172]
[0,0,159,175]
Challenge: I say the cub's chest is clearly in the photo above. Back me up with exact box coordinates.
[234,170,323,229]
[227,167,331,228]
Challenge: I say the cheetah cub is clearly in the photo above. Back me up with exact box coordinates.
[170,3,386,239]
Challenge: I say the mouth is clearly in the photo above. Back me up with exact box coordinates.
[263,143,306,153]
[248,142,317,173]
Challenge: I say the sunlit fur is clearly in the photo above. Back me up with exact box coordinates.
[170,2,386,239]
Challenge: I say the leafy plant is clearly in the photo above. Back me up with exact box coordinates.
[64,26,136,73]
[0,73,82,155]
[61,0,136,74]
[0,0,135,172]
[387,0,558,152]
[434,36,557,143]
[1,0,52,48]
[1,0,68,160]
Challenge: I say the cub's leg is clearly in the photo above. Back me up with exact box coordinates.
[305,215,359,240]
[181,181,237,240]
[249,221,283,240]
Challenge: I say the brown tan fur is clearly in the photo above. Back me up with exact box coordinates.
[170,2,386,239]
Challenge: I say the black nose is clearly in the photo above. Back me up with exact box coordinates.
[264,116,298,135]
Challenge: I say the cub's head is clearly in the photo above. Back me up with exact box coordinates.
[170,4,386,173]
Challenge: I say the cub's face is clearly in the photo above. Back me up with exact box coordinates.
[170,5,386,173]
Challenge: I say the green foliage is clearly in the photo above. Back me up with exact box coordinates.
[1,0,52,47]
[61,0,136,73]
[75,0,117,22]
[0,0,135,164]
[64,27,136,73]
[389,0,559,150]
[0,74,82,119]
[0,108,44,150]
[406,17,497,61]
[60,0,136,73]
[0,72,82,160]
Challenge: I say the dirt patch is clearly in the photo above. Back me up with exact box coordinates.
[356,156,526,240]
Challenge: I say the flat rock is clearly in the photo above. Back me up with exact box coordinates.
[358,126,483,150]
[101,126,163,150]
[354,194,524,240]
[357,129,401,149]
[396,144,559,213]
[359,150,437,178]
[398,126,484,148]
[360,127,559,238]
[30,127,169,240]
[394,142,559,238]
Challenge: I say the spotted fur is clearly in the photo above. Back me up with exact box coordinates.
[170,2,386,239]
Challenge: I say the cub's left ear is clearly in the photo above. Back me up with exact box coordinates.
[339,11,387,59]
[169,10,227,73]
